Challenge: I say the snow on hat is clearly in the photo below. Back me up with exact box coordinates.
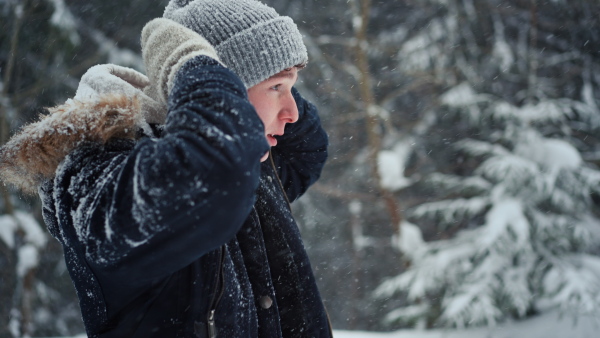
[164,0,308,88]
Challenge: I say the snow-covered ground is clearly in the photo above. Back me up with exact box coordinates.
[334,311,599,338]
[42,310,598,338]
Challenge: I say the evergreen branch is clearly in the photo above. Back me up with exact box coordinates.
[423,173,492,197]
[410,197,489,226]
[455,139,510,158]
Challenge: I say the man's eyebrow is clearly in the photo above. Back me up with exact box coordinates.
[268,71,297,80]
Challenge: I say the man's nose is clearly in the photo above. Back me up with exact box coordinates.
[280,91,299,123]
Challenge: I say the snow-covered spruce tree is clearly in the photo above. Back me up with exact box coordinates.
[374,0,600,329]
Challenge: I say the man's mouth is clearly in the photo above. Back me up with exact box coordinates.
[266,134,278,147]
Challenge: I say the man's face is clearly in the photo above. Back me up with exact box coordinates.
[248,67,299,162]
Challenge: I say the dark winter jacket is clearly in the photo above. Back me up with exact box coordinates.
[1,56,331,337]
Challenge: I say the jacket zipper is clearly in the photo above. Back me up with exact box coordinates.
[207,309,217,338]
[207,246,225,338]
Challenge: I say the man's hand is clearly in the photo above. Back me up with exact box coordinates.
[74,64,167,124]
[141,18,222,105]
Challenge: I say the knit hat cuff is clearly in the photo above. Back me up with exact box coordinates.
[216,16,308,88]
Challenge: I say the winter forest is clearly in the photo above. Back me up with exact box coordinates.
[1,0,600,337]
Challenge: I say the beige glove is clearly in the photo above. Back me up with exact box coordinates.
[141,18,221,106]
[74,64,167,124]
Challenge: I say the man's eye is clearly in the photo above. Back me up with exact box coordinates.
[271,84,281,91]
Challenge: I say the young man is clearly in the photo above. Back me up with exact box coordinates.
[0,0,331,337]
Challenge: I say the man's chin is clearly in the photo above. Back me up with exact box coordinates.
[260,151,269,162]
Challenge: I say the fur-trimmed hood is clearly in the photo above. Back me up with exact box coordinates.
[0,95,145,194]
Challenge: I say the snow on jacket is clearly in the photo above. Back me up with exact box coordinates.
[0,56,331,337]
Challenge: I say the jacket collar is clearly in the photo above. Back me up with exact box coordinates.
[0,94,146,194]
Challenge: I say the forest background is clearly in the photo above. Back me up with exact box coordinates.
[1,0,600,337]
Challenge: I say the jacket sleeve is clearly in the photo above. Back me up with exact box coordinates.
[271,88,328,202]
[63,56,269,282]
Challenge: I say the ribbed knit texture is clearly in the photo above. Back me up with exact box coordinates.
[164,0,308,88]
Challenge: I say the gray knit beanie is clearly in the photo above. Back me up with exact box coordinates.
[164,0,308,88]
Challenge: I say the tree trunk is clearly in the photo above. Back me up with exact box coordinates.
[351,0,403,239]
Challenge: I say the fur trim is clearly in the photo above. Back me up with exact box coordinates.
[0,94,142,194]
